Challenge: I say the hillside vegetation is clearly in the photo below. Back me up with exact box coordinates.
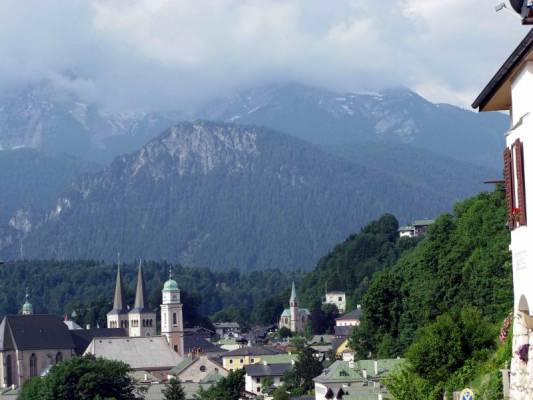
[349,188,512,398]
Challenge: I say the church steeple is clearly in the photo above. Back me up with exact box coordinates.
[290,281,298,305]
[107,262,129,330]
[132,261,147,312]
[111,264,126,313]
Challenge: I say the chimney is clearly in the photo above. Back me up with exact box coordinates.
[374,360,378,375]
[362,369,367,379]
[348,360,355,369]
[144,373,148,381]
[263,360,268,366]
[357,304,362,310]
[86,324,91,330]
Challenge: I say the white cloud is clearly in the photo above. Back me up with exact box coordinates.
[0,0,528,110]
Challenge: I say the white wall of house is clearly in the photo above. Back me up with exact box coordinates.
[336,319,360,327]
[245,374,283,396]
[324,293,346,313]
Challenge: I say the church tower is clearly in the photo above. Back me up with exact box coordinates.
[107,264,129,329]
[161,270,184,355]
[21,290,33,315]
[290,282,298,333]
[128,262,156,337]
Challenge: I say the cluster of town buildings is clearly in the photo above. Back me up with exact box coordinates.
[0,263,402,399]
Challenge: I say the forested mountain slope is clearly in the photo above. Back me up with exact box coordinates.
[11,121,482,270]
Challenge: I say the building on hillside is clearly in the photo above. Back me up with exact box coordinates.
[313,359,404,400]
[398,219,435,238]
[213,322,241,339]
[168,354,227,383]
[221,346,284,371]
[322,291,346,313]
[472,27,533,399]
[84,336,181,380]
[278,282,310,334]
[244,362,293,395]
[335,306,362,327]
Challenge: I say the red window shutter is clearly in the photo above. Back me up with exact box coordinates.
[515,139,527,226]
[504,147,515,230]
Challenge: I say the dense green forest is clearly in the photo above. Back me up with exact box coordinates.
[0,260,302,329]
[299,214,419,309]
[350,188,512,398]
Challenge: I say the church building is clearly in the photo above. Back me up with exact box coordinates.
[106,265,185,355]
[473,27,533,399]
[278,282,310,333]
[106,262,156,337]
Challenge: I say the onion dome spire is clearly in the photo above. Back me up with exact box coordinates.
[22,288,33,315]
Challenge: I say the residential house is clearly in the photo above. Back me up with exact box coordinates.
[213,322,241,339]
[398,219,434,238]
[313,359,404,400]
[323,292,346,314]
[221,346,284,371]
[335,307,362,328]
[168,355,227,383]
[244,362,293,395]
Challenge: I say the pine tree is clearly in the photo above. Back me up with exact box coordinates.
[162,378,185,400]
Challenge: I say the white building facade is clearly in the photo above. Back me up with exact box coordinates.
[473,29,533,399]
[323,291,346,314]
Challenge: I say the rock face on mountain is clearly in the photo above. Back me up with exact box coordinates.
[15,121,493,270]
[0,82,182,162]
[200,84,507,169]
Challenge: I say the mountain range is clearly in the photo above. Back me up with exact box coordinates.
[0,121,493,270]
[0,81,506,269]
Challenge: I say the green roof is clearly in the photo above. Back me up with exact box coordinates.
[314,359,405,384]
[412,219,434,226]
[164,279,179,291]
[169,356,196,375]
[261,353,298,364]
[280,308,310,317]
[22,301,33,313]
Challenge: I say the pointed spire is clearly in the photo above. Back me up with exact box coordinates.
[132,260,147,312]
[111,263,127,313]
[290,281,297,303]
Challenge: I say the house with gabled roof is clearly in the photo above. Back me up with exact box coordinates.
[313,359,403,400]
[167,354,227,383]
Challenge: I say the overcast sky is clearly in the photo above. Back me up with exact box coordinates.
[0,0,528,111]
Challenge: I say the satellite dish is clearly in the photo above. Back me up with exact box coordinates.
[510,0,525,13]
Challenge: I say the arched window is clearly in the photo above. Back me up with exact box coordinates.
[200,365,207,372]
[5,355,12,387]
[173,313,177,325]
[29,353,37,377]
[55,352,63,364]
